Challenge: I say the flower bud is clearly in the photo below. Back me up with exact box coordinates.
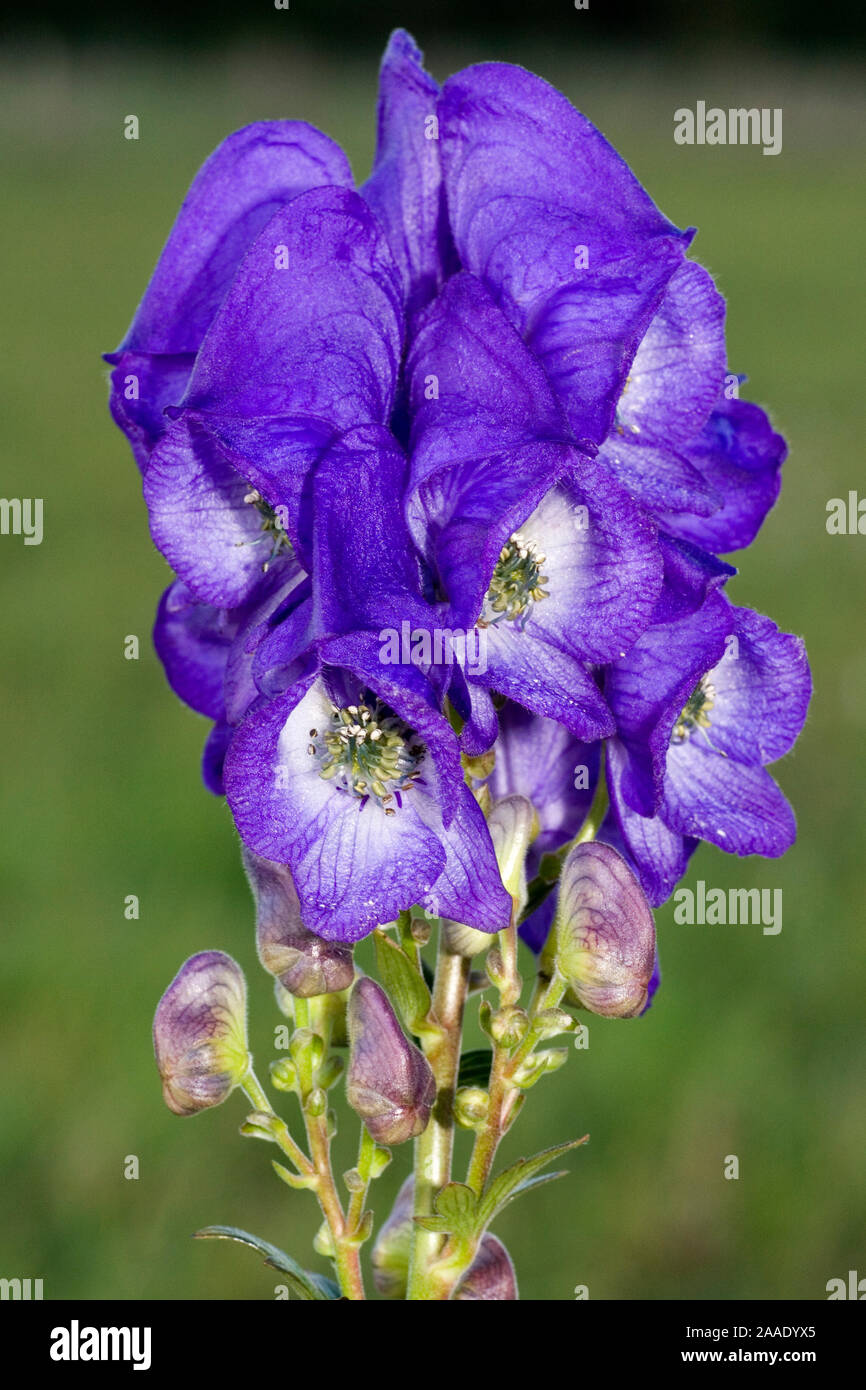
[346,978,435,1145]
[489,1004,529,1047]
[442,795,536,958]
[454,1234,518,1301]
[546,842,656,1019]
[371,1176,414,1298]
[487,794,536,912]
[454,1086,490,1129]
[153,951,249,1116]
[244,848,354,997]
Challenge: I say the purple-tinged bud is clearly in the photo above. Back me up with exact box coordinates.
[346,979,435,1145]
[371,1175,414,1298]
[454,1234,518,1300]
[544,842,656,1019]
[153,951,249,1116]
[244,849,354,997]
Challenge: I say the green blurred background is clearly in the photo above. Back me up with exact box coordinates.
[1,10,864,1301]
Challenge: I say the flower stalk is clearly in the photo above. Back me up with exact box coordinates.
[407,929,471,1300]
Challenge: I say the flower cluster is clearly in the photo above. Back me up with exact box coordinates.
[107,30,809,954]
[117,29,811,1302]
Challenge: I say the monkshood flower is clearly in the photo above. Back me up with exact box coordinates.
[141,185,404,609]
[104,123,353,471]
[345,978,435,1145]
[153,951,249,1116]
[541,842,657,1019]
[605,596,812,906]
[362,30,457,329]
[404,271,664,752]
[436,60,692,448]
[434,60,785,550]
[105,32,447,472]
[224,632,511,941]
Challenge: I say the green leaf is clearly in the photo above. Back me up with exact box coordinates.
[457,1047,493,1088]
[413,1183,479,1238]
[373,929,432,1035]
[478,1137,588,1231]
[193,1225,340,1301]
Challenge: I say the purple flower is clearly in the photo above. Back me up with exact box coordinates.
[403,271,664,751]
[454,1235,519,1301]
[106,29,808,975]
[105,123,352,471]
[362,30,458,327]
[605,598,812,905]
[435,60,784,550]
[223,636,511,942]
[141,185,403,610]
[244,848,355,997]
[437,60,691,447]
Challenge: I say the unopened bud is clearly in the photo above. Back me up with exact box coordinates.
[244,849,354,997]
[454,1086,490,1128]
[546,842,656,1019]
[490,1005,529,1048]
[153,951,249,1116]
[313,1220,336,1259]
[512,1047,568,1088]
[346,979,435,1145]
[371,1175,414,1299]
[269,1057,298,1092]
[454,1234,518,1300]
[290,1027,324,1072]
[488,795,536,914]
[304,1086,327,1117]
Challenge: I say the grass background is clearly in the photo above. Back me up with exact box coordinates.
[0,29,864,1300]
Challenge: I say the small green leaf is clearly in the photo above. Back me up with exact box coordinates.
[478,1137,588,1231]
[373,929,433,1035]
[457,1047,493,1088]
[413,1182,479,1239]
[193,1225,339,1301]
[271,1160,316,1192]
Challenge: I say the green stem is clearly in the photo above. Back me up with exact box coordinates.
[465,914,521,1197]
[255,998,365,1300]
[407,931,470,1300]
[346,1125,377,1237]
[241,1069,313,1178]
